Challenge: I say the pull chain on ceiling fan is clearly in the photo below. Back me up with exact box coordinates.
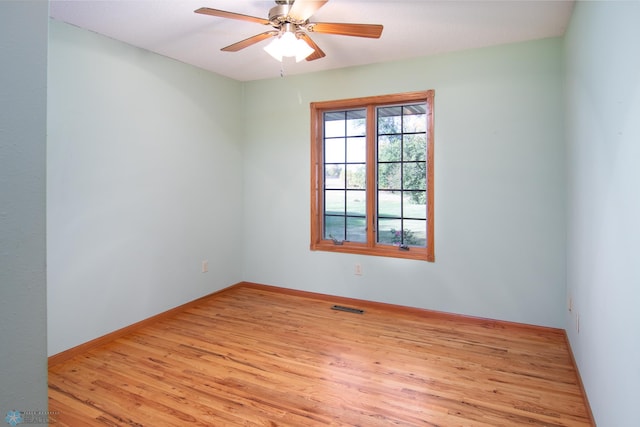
[195,0,383,62]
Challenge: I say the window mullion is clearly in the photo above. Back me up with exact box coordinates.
[400,113,405,245]
[343,112,348,241]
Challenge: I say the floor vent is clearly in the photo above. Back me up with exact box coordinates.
[331,305,364,314]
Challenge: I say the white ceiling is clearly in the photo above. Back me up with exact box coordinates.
[49,0,575,82]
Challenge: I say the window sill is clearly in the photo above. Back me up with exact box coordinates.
[310,240,434,262]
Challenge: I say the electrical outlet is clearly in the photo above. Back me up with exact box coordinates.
[202,260,208,273]
[354,264,363,276]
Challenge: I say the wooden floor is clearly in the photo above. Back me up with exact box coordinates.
[49,283,593,426]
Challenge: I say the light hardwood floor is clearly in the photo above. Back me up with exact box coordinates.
[49,283,594,426]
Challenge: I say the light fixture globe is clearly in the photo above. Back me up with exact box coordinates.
[263,24,314,62]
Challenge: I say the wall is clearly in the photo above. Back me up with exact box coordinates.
[564,2,640,425]
[47,20,244,355]
[242,38,566,328]
[0,0,49,415]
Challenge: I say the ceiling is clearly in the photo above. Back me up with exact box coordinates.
[49,0,575,82]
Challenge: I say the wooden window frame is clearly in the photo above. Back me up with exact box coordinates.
[310,90,435,262]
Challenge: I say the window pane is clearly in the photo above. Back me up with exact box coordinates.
[346,110,366,136]
[375,102,429,250]
[325,164,344,189]
[404,192,426,219]
[325,138,345,163]
[324,215,345,241]
[403,219,427,247]
[346,164,365,189]
[403,162,426,190]
[346,216,366,242]
[378,135,401,162]
[378,191,401,218]
[377,218,401,244]
[378,162,401,190]
[403,134,426,161]
[324,112,345,138]
[324,190,345,213]
[347,190,366,216]
[402,104,427,133]
[346,136,366,163]
[378,106,402,134]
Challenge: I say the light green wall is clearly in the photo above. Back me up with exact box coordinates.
[242,38,566,328]
[564,1,640,425]
[0,0,48,415]
[47,20,244,355]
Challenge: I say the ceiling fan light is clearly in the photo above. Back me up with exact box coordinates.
[279,31,298,54]
[294,38,314,62]
[263,31,314,63]
[263,37,284,62]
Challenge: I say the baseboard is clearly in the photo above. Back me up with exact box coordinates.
[47,283,244,367]
[239,281,566,334]
[49,280,564,365]
[562,331,597,425]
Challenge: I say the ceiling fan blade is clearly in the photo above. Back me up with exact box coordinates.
[299,33,326,61]
[308,22,383,38]
[288,0,328,22]
[221,31,277,52]
[195,7,270,25]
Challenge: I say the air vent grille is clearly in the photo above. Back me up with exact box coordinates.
[331,305,364,314]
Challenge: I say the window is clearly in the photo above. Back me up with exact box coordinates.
[310,91,434,261]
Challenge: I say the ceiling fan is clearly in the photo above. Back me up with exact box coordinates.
[195,0,383,62]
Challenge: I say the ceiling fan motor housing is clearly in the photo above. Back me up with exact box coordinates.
[269,2,307,27]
